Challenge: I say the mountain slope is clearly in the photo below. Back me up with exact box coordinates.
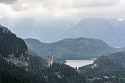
[0,25,87,83]
[0,55,32,83]
[0,25,29,68]
[24,37,116,60]
[79,51,125,82]
[0,25,41,83]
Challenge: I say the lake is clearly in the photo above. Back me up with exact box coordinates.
[65,59,96,68]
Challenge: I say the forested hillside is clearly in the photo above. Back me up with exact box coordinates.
[24,37,116,61]
[79,51,125,83]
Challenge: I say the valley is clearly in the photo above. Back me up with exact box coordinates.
[0,18,125,83]
[24,37,118,64]
[0,0,125,82]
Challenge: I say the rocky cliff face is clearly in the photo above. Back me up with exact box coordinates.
[0,25,29,68]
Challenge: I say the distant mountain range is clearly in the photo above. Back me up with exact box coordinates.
[1,18,125,47]
[63,18,125,47]
[0,18,75,43]
[24,37,117,61]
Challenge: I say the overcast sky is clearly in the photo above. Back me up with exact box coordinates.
[0,0,125,20]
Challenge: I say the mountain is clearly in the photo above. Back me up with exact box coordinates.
[24,37,116,60]
[63,18,125,47]
[1,18,125,47]
[0,25,32,82]
[0,25,29,68]
[0,18,75,43]
[79,51,125,82]
[0,54,33,83]
[0,25,87,83]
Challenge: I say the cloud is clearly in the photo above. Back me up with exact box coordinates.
[41,0,120,8]
[0,0,125,20]
[72,0,120,7]
[0,0,17,4]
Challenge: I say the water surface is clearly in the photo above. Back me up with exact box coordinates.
[65,59,95,68]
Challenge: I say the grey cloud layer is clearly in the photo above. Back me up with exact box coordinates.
[0,0,124,19]
[41,0,120,8]
[73,0,120,7]
[0,0,17,4]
